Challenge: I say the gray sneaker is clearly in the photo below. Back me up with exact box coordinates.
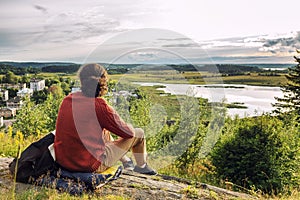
[122,159,135,171]
[133,164,157,175]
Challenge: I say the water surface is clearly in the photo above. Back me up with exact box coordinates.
[136,83,284,118]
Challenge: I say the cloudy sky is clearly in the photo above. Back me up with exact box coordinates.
[1,0,300,64]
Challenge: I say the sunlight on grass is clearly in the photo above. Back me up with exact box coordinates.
[110,71,287,86]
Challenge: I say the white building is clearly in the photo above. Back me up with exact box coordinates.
[6,96,23,109]
[0,89,9,101]
[0,107,16,118]
[17,88,33,97]
[112,90,138,104]
[30,79,45,91]
[0,117,3,127]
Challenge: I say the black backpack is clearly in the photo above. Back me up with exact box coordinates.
[9,132,56,183]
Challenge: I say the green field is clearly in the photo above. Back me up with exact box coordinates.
[110,71,287,87]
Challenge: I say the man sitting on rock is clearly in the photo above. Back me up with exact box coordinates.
[54,63,157,175]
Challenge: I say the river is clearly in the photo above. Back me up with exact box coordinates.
[135,83,284,118]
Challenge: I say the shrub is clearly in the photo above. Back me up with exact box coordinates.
[210,115,300,194]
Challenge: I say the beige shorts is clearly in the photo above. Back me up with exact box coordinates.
[96,128,146,173]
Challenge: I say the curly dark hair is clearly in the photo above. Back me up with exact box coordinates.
[78,63,108,97]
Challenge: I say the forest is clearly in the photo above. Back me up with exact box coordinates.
[0,62,288,76]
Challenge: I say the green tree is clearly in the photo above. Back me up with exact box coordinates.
[13,97,47,137]
[7,88,18,99]
[113,95,131,123]
[210,115,300,194]
[2,71,18,84]
[20,75,30,85]
[129,94,151,129]
[273,51,300,115]
[48,84,64,97]
[175,98,225,171]
[13,87,65,137]
[60,82,71,95]
[41,92,64,131]
[31,89,48,104]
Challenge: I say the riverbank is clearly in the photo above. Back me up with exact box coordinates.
[132,82,283,118]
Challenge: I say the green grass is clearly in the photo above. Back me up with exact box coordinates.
[220,73,287,86]
[0,187,130,200]
[3,70,287,87]
[39,72,77,79]
[110,71,287,87]
[0,127,36,158]
[136,85,182,118]
[180,185,200,199]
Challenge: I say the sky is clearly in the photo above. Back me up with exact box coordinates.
[1,0,300,64]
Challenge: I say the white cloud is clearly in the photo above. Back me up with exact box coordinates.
[127,51,159,62]
[0,0,300,63]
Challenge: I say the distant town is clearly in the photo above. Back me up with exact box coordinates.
[0,79,46,127]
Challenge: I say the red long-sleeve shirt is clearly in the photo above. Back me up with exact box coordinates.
[54,92,134,172]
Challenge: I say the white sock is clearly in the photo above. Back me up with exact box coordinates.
[140,163,146,168]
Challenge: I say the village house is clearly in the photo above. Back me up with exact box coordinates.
[0,83,26,90]
[30,79,45,91]
[0,107,16,118]
[17,87,33,97]
[0,89,9,101]
[112,90,138,104]
[6,96,23,109]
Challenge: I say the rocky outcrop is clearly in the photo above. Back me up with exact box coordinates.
[0,158,256,199]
